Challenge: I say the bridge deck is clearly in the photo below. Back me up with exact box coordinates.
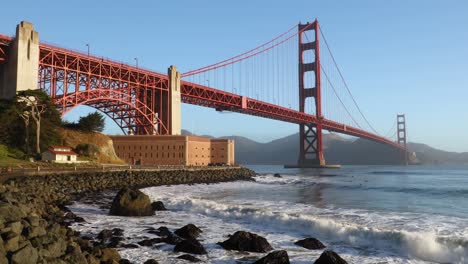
[0,34,404,151]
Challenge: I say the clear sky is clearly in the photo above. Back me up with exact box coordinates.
[1,0,467,152]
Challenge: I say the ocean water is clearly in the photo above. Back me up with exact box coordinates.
[70,165,468,263]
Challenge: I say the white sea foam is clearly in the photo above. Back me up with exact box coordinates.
[70,174,468,264]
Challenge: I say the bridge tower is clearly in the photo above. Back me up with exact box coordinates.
[397,114,408,165]
[297,20,326,167]
[0,21,39,99]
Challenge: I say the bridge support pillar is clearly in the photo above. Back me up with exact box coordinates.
[397,114,408,165]
[0,21,39,99]
[287,19,336,168]
[168,65,181,135]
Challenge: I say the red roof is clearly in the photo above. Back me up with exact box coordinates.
[47,146,77,155]
[50,145,72,149]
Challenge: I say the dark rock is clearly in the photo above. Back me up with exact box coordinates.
[295,238,326,250]
[157,226,171,237]
[110,236,124,243]
[143,259,159,264]
[122,243,139,249]
[147,226,172,237]
[137,238,163,247]
[314,250,348,264]
[254,250,290,264]
[273,173,282,178]
[119,259,132,264]
[109,188,154,216]
[174,224,203,240]
[64,212,77,220]
[177,254,202,262]
[112,228,125,237]
[162,233,183,245]
[218,231,273,253]
[151,201,167,211]
[74,216,86,222]
[97,229,114,241]
[174,239,207,255]
[107,240,124,248]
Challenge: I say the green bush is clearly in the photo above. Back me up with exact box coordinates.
[0,144,27,160]
[74,143,100,158]
[7,147,27,160]
[0,144,8,158]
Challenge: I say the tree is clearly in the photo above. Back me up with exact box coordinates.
[15,90,61,157]
[17,95,46,155]
[77,111,105,132]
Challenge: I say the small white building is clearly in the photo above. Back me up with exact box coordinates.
[42,146,77,163]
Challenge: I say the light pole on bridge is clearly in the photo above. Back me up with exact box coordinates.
[86,43,90,57]
[134,57,138,69]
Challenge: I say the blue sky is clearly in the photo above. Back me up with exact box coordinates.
[1,1,467,152]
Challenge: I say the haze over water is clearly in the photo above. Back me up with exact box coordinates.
[71,165,468,263]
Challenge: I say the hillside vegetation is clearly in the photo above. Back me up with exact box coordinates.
[59,128,125,164]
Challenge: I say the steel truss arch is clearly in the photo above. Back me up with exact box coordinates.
[56,89,168,135]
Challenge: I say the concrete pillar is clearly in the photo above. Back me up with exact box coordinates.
[0,21,39,99]
[168,65,181,135]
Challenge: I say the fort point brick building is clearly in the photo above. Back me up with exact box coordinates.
[111,135,235,166]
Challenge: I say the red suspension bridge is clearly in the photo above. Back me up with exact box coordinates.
[0,20,407,167]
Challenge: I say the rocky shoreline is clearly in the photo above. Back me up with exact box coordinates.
[0,168,255,264]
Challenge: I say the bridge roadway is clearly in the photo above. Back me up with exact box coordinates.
[0,34,403,151]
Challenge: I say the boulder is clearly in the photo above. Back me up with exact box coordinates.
[63,251,88,264]
[44,237,67,258]
[218,231,272,253]
[112,228,124,237]
[177,254,202,262]
[101,248,121,262]
[174,224,203,240]
[151,201,167,211]
[273,173,282,178]
[162,233,183,245]
[119,259,132,264]
[143,259,158,264]
[174,239,207,255]
[155,226,171,237]
[122,243,139,249]
[0,255,7,264]
[97,229,114,241]
[10,244,38,264]
[295,238,326,250]
[254,250,290,264]
[109,188,153,216]
[3,232,20,252]
[314,250,348,264]
[0,204,27,222]
[137,238,163,247]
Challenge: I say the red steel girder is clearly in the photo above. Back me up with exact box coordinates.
[38,43,170,135]
[181,81,403,151]
[32,35,404,150]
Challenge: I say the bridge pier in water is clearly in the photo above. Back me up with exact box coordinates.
[286,20,339,169]
[397,114,408,165]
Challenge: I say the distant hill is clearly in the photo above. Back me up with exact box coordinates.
[183,130,468,165]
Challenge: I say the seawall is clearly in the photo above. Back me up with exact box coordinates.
[0,167,255,263]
